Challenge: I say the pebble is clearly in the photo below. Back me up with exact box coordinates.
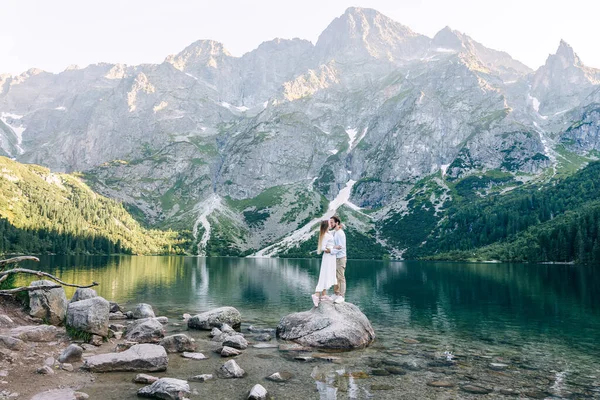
[371,384,394,390]
[60,363,74,372]
[36,365,54,375]
[385,366,407,375]
[266,371,293,382]
[252,343,278,349]
[403,338,420,344]
[461,385,493,394]
[371,368,391,376]
[134,374,159,384]
[189,374,213,382]
[44,357,55,366]
[427,381,455,388]
[182,352,207,360]
[248,384,268,400]
[489,362,509,370]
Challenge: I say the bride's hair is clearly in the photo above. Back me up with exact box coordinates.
[317,220,330,254]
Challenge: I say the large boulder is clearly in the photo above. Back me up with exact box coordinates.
[31,389,89,400]
[276,301,375,350]
[66,296,110,336]
[70,288,98,303]
[28,280,68,325]
[83,343,168,372]
[188,307,242,330]
[132,303,155,319]
[0,335,26,351]
[125,318,165,343]
[9,325,59,342]
[159,334,196,353]
[137,378,190,400]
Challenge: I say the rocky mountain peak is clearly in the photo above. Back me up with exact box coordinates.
[165,39,233,71]
[431,26,467,52]
[552,39,582,67]
[314,7,428,62]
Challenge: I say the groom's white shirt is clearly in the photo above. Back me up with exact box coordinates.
[331,229,346,259]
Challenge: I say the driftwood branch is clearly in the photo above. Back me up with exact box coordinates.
[0,284,63,296]
[0,256,40,267]
[0,268,98,288]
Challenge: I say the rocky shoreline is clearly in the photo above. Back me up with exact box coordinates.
[1,281,598,399]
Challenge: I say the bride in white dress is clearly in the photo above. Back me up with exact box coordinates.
[312,220,338,307]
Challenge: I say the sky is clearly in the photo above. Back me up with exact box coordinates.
[1,0,599,75]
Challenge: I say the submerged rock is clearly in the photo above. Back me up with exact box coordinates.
[83,343,168,372]
[132,303,156,319]
[248,384,268,400]
[188,307,242,330]
[159,334,196,353]
[219,359,245,378]
[137,378,190,400]
[28,280,68,325]
[276,301,375,349]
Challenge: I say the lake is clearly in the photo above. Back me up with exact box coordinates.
[17,256,600,399]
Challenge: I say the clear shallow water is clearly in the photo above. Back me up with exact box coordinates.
[17,256,600,399]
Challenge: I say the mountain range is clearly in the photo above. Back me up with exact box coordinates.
[1,7,599,259]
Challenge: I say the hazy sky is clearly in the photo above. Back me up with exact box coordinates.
[1,0,598,75]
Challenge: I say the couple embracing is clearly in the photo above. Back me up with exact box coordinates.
[312,215,347,307]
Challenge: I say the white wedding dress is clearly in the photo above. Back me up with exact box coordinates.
[315,232,337,292]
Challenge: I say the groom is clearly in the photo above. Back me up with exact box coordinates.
[328,215,346,304]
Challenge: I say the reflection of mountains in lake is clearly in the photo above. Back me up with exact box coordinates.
[20,256,600,351]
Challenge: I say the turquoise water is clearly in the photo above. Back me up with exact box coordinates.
[18,256,600,398]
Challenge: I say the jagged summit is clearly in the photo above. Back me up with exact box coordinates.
[314,7,429,62]
[165,40,232,71]
[552,39,582,67]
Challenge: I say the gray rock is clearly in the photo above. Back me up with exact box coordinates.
[126,311,134,319]
[28,280,68,325]
[220,323,236,334]
[137,378,190,400]
[461,385,493,394]
[154,316,168,325]
[189,374,213,382]
[9,325,59,342]
[59,344,84,363]
[31,389,89,400]
[83,343,168,372]
[0,315,15,328]
[276,301,375,349]
[109,302,123,313]
[181,352,207,360]
[125,318,165,343]
[44,357,55,366]
[36,365,54,375]
[222,334,248,350]
[219,359,245,378]
[70,288,98,303]
[90,334,103,346]
[252,343,278,349]
[109,323,125,332]
[109,311,127,320]
[66,296,110,337]
[220,346,242,357]
[210,328,222,337]
[266,371,293,382]
[0,335,26,351]
[248,384,267,400]
[188,307,242,330]
[159,334,196,353]
[60,363,74,371]
[134,374,159,384]
[132,303,155,319]
[489,362,509,370]
[254,333,272,342]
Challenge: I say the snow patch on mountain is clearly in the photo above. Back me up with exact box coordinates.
[250,180,360,257]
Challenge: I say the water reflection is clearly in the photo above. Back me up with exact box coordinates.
[17,256,600,363]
